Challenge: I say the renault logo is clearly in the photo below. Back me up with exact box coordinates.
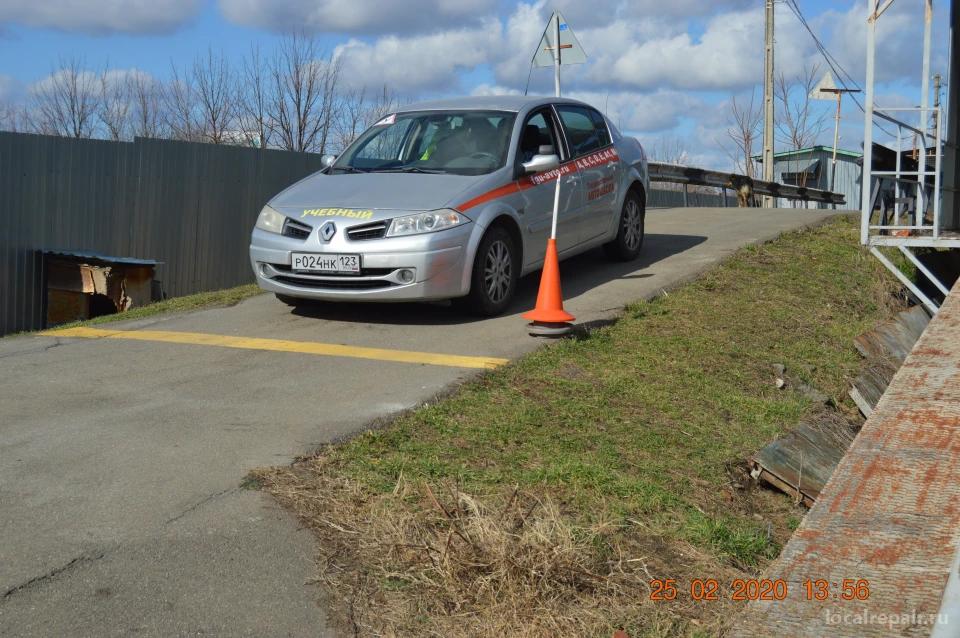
[320,221,337,241]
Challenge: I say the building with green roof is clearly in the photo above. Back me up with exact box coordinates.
[757,146,863,210]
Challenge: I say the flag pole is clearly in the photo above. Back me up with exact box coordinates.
[554,12,561,98]
[524,10,576,335]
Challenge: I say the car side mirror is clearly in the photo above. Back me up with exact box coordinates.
[321,154,337,168]
[522,153,560,175]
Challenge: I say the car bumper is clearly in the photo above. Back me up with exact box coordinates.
[249,223,474,302]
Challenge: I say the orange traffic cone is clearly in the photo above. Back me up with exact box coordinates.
[524,238,575,336]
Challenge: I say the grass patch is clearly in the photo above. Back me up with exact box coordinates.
[255,216,905,637]
[4,283,263,338]
[239,474,264,491]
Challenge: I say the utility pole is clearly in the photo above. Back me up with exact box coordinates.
[812,73,860,208]
[932,73,943,140]
[919,0,932,216]
[762,0,775,207]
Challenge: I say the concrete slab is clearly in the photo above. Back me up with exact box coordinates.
[0,207,844,636]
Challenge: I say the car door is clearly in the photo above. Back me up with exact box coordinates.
[517,108,584,266]
[555,105,620,244]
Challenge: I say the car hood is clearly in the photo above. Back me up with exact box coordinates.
[268,172,483,217]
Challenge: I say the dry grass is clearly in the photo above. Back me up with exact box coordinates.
[254,462,745,638]
[253,216,907,637]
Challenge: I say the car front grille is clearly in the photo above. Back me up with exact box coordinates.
[274,276,394,290]
[271,264,395,277]
[282,219,312,239]
[347,221,388,241]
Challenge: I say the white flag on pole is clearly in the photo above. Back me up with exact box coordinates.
[531,11,587,68]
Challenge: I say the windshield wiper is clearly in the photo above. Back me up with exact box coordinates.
[330,165,363,174]
[372,166,447,174]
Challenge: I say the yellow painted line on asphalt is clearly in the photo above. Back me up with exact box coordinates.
[40,327,509,370]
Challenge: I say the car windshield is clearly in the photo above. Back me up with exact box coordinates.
[332,110,516,177]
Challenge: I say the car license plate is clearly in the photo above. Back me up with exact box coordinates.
[291,253,361,274]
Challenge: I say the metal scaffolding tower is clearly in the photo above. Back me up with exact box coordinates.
[861,0,959,314]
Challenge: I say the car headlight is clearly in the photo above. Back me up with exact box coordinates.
[255,206,286,234]
[386,210,468,237]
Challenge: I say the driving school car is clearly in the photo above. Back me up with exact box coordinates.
[249,95,649,316]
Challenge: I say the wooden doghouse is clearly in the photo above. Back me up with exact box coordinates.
[42,251,162,327]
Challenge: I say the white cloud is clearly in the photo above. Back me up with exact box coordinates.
[471,83,523,96]
[0,0,203,35]
[813,1,948,87]
[219,0,497,35]
[581,7,818,93]
[565,89,707,135]
[0,74,24,103]
[521,0,757,30]
[334,20,502,92]
[4,0,946,174]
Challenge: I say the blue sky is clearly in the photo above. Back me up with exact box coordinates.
[0,0,950,168]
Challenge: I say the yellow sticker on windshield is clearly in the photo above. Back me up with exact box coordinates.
[301,208,374,220]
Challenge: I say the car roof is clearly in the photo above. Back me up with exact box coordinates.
[393,95,595,114]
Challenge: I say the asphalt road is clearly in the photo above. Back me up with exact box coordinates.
[0,207,844,637]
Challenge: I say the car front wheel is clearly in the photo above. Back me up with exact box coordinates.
[603,190,645,261]
[459,226,518,316]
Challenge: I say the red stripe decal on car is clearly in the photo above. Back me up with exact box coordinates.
[455,147,620,212]
[457,182,521,212]
[517,160,577,190]
[574,147,620,171]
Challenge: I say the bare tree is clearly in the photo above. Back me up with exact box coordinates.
[268,31,343,154]
[238,43,272,148]
[0,101,26,132]
[332,83,398,154]
[648,136,720,195]
[362,85,401,127]
[163,61,202,142]
[30,55,101,138]
[317,55,343,156]
[99,66,133,141]
[192,48,237,145]
[649,136,690,166]
[332,85,366,153]
[718,89,763,177]
[775,64,830,152]
[131,72,165,138]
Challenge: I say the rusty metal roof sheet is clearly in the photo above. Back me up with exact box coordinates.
[854,304,931,364]
[751,412,857,506]
[42,250,163,266]
[735,280,960,637]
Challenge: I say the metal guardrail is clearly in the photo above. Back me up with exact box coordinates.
[648,161,846,205]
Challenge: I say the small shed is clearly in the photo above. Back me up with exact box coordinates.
[760,146,863,210]
[42,251,162,327]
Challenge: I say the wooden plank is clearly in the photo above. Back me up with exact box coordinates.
[46,289,89,326]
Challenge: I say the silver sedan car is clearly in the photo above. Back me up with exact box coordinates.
[249,95,649,316]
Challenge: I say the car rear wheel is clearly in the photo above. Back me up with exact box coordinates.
[603,190,645,261]
[459,226,517,316]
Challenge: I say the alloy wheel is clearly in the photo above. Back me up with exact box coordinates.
[484,239,512,303]
[622,200,643,251]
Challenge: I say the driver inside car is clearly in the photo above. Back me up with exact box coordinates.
[419,117,507,167]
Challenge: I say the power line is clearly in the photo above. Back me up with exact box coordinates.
[783,1,861,105]
[782,0,896,137]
